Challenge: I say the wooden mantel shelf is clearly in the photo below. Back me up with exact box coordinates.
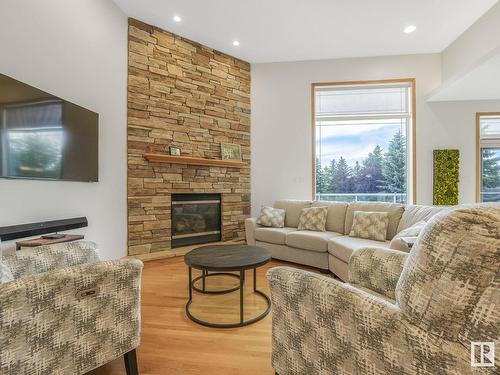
[144,152,246,168]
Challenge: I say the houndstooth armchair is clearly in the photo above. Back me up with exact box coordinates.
[0,241,143,375]
[267,205,500,374]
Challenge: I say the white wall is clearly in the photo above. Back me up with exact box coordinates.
[428,2,500,102]
[441,1,500,82]
[0,0,128,259]
[428,99,500,203]
[250,54,498,215]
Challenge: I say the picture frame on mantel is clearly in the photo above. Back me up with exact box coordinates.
[169,146,181,156]
[221,143,242,161]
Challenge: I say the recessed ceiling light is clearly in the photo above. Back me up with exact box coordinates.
[404,25,416,34]
[173,15,182,23]
[232,40,240,47]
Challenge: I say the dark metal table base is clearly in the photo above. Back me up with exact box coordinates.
[186,267,272,328]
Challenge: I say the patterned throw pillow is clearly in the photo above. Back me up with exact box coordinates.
[297,206,328,231]
[256,206,285,228]
[349,211,389,241]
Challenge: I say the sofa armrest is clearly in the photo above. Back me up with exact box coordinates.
[3,241,100,279]
[0,258,143,375]
[348,246,408,300]
[245,217,258,245]
[266,266,402,374]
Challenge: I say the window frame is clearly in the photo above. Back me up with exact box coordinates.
[476,112,500,202]
[311,78,417,203]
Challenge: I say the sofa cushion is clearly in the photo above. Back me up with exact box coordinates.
[274,200,312,227]
[297,206,328,231]
[349,211,389,241]
[286,231,341,253]
[345,202,404,240]
[312,201,348,233]
[397,205,446,233]
[328,236,390,263]
[254,227,297,245]
[256,206,285,228]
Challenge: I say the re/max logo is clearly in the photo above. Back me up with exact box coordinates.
[471,342,495,368]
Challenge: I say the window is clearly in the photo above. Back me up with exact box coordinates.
[477,113,500,202]
[1,100,63,179]
[313,80,415,203]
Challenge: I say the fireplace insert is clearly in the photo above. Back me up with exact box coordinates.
[171,193,221,248]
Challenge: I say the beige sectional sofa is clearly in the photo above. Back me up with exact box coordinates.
[245,200,443,281]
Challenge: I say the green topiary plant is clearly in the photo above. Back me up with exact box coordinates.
[433,149,460,205]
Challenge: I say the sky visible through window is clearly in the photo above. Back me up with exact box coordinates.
[316,119,405,167]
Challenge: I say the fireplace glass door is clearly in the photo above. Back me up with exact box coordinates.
[171,193,221,248]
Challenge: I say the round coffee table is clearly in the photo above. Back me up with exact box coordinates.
[184,244,272,328]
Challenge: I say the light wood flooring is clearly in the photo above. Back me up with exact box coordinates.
[89,255,316,375]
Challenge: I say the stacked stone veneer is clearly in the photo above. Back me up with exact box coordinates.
[127,19,251,256]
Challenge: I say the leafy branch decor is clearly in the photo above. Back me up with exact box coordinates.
[433,149,459,205]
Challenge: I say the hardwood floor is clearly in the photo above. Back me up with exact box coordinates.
[88,256,314,375]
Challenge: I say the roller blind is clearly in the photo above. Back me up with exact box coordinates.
[315,83,411,121]
[480,115,500,140]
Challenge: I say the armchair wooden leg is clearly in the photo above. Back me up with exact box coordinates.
[124,349,139,375]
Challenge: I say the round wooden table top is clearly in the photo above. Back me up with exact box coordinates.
[184,244,272,272]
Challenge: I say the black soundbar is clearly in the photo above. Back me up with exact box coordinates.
[0,217,88,241]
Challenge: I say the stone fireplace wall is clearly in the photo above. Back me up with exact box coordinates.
[127,19,251,256]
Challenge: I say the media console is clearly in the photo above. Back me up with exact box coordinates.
[0,217,88,241]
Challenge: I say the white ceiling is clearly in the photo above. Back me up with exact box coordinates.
[113,0,497,63]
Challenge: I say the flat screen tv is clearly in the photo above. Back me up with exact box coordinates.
[0,73,98,182]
